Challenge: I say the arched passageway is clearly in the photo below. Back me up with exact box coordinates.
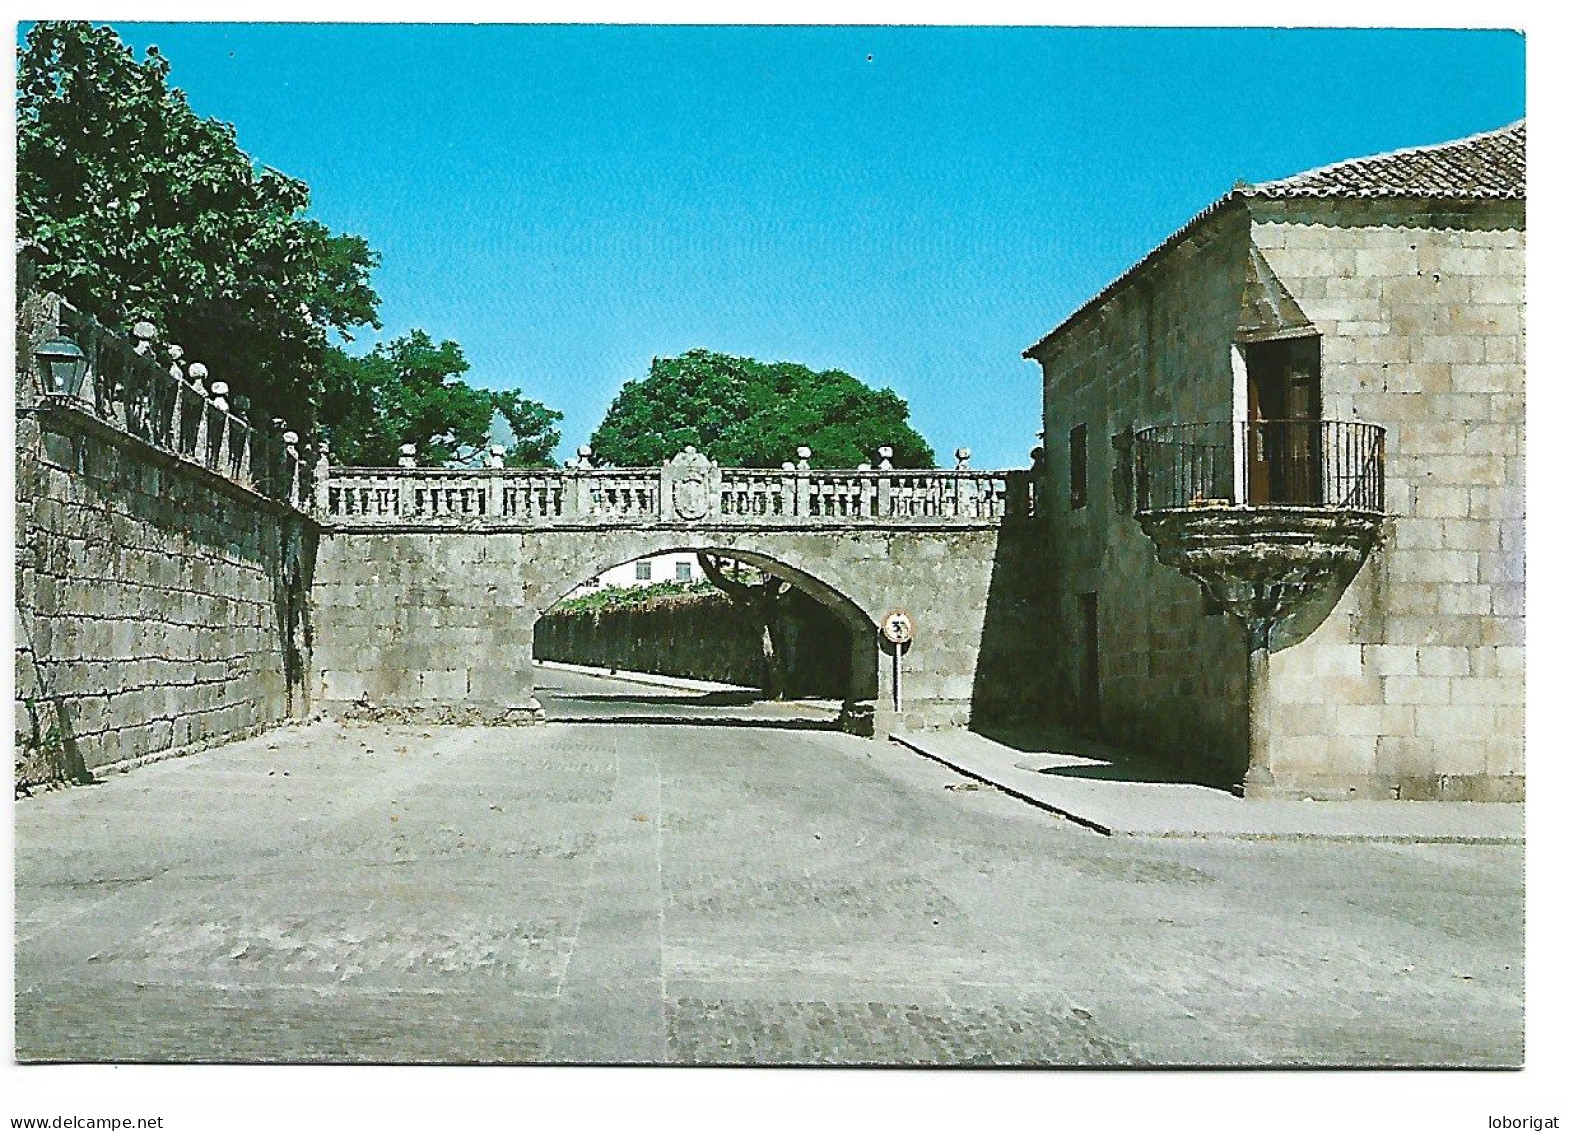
[528,545,881,733]
[310,523,1005,735]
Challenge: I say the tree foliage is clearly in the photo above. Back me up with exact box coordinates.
[588,349,936,468]
[17,20,563,466]
[321,332,562,467]
[17,20,380,425]
[550,579,716,617]
[492,390,566,468]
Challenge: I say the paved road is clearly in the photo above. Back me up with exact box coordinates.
[15,672,1524,1065]
[534,665,840,726]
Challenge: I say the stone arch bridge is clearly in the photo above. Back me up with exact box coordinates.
[313,448,1039,733]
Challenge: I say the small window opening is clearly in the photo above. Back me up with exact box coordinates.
[1069,423,1088,510]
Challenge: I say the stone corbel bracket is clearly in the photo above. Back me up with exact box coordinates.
[1137,506,1386,646]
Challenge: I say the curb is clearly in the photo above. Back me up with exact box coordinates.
[889,733,1115,835]
[890,731,1524,844]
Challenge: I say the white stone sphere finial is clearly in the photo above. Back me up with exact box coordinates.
[282,430,299,447]
[132,320,157,342]
[167,344,184,361]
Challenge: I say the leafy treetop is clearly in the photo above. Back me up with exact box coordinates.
[588,349,936,469]
[319,332,563,467]
[17,21,380,425]
[17,20,563,467]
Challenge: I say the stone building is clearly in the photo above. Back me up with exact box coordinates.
[1023,120,1525,801]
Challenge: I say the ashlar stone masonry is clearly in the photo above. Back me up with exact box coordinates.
[1024,120,1525,801]
[15,292,314,786]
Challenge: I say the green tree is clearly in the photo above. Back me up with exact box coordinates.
[588,349,935,696]
[492,391,566,468]
[321,333,562,467]
[17,20,380,424]
[18,20,565,465]
[588,349,936,469]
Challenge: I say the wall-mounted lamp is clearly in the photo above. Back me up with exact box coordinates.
[35,329,88,399]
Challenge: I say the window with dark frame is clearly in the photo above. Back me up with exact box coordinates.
[675,560,692,582]
[635,560,652,581]
[1069,423,1088,509]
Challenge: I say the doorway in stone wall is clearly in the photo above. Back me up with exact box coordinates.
[1245,335,1323,505]
[1078,591,1100,723]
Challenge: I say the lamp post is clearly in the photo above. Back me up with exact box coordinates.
[34,329,88,400]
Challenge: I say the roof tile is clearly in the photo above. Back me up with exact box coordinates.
[1242,120,1525,200]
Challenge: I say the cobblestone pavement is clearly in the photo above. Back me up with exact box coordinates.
[15,671,1524,1065]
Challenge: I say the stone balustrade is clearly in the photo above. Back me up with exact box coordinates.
[19,284,1027,531]
[23,293,312,513]
[322,446,1027,529]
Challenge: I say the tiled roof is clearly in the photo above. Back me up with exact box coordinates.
[1241,119,1525,200]
[1025,120,1526,358]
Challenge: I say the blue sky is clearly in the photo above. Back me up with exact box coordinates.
[56,24,1525,467]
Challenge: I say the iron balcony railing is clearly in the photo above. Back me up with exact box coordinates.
[1134,420,1386,515]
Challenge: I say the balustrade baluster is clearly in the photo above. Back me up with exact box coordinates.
[318,461,1027,529]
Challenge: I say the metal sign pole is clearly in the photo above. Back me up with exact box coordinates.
[880,609,915,717]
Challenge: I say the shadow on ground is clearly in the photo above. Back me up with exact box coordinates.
[971,719,1239,793]
[543,716,842,732]
[546,690,767,708]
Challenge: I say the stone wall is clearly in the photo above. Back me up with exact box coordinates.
[535,588,851,697]
[1025,195,1525,801]
[15,408,314,786]
[1249,197,1525,800]
[311,525,1012,732]
[1028,205,1255,783]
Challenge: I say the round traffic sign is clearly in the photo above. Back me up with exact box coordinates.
[881,608,916,645]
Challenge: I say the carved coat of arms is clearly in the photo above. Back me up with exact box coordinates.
[664,446,714,521]
[673,469,708,519]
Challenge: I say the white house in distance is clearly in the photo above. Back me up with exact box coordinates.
[565,551,703,598]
